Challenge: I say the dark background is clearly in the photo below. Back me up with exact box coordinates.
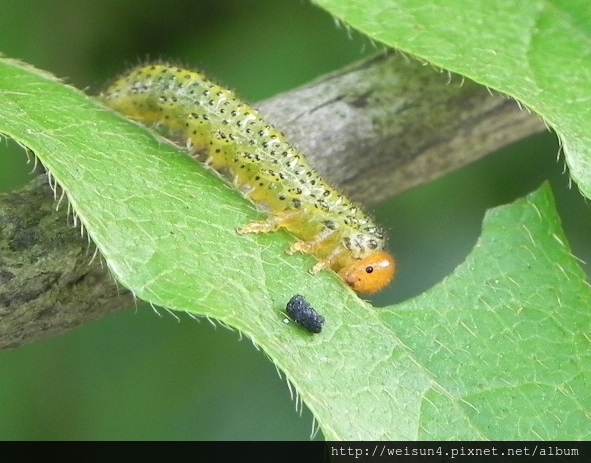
[1,0,589,440]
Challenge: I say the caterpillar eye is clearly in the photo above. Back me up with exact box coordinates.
[340,251,396,294]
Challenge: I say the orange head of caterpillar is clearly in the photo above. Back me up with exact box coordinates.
[339,251,396,294]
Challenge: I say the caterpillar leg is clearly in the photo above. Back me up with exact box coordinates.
[310,247,346,274]
[287,227,336,256]
[288,228,344,274]
[237,210,303,235]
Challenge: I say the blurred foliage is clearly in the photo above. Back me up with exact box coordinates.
[0,0,589,440]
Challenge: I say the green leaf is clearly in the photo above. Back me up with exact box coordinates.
[383,186,591,439]
[1,58,590,440]
[313,0,591,200]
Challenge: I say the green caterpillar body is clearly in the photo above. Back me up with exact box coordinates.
[101,64,395,294]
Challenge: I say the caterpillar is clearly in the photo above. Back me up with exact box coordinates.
[100,64,395,294]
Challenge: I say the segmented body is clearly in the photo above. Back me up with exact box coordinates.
[101,64,395,293]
